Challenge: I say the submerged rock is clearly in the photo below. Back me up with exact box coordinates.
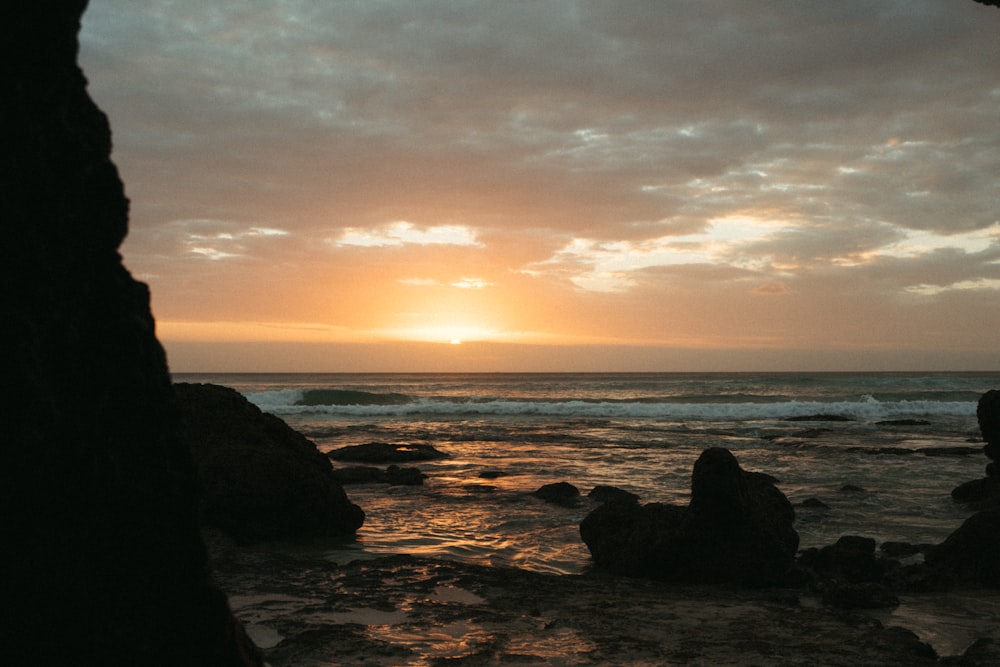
[532,481,581,506]
[328,442,449,462]
[580,447,798,585]
[175,382,364,542]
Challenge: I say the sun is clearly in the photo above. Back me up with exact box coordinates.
[449,338,463,345]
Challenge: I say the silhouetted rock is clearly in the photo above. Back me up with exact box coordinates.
[533,481,581,506]
[328,442,449,462]
[580,447,798,585]
[800,497,831,509]
[950,390,1000,505]
[784,414,854,422]
[924,510,1000,588]
[3,3,260,663]
[798,535,885,583]
[589,485,640,504]
[175,382,364,542]
[332,464,426,486]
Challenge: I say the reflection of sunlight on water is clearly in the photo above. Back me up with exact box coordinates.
[504,628,598,665]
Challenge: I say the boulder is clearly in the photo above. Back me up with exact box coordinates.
[924,510,1000,587]
[978,389,1000,448]
[798,535,885,583]
[588,485,641,505]
[328,442,449,462]
[3,3,260,663]
[175,383,364,542]
[533,481,581,506]
[580,447,799,585]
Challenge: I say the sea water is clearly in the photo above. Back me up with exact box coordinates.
[175,371,998,575]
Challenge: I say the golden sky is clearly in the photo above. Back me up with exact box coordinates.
[79,1,1000,372]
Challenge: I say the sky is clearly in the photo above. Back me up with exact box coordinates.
[78,0,1000,373]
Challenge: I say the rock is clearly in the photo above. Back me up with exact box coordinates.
[533,481,581,506]
[801,497,831,509]
[784,414,854,422]
[954,638,1000,667]
[798,535,885,583]
[924,510,1000,587]
[478,469,507,479]
[977,390,1000,447]
[951,476,1000,507]
[877,419,932,426]
[328,442,449,462]
[580,447,799,585]
[175,383,364,542]
[3,4,260,663]
[385,465,426,486]
[840,484,867,493]
[589,485,640,504]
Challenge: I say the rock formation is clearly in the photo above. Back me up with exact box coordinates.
[2,2,260,664]
[951,390,1000,507]
[580,447,799,585]
[175,383,365,542]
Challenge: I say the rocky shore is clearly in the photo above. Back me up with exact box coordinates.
[210,548,1000,666]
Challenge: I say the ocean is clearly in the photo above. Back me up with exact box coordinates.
[176,371,999,576]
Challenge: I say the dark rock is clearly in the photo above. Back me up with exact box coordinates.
[877,419,932,426]
[589,485,640,505]
[175,383,364,542]
[328,442,448,462]
[950,476,1000,507]
[580,447,799,585]
[840,484,867,493]
[924,510,1000,587]
[533,481,581,506]
[955,638,1000,667]
[977,389,1000,447]
[3,4,260,664]
[784,414,854,422]
[800,497,830,509]
[385,465,426,486]
[478,469,507,479]
[798,535,885,584]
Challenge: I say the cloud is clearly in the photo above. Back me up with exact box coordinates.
[77,0,1000,366]
[334,221,483,248]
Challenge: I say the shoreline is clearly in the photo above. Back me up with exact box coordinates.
[210,543,1000,666]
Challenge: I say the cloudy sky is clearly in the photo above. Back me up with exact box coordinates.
[79,0,999,372]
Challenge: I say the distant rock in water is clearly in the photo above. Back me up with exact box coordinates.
[784,414,854,422]
[950,390,1000,508]
[328,442,449,462]
[533,481,581,507]
[175,383,364,542]
[580,447,798,585]
[296,389,412,406]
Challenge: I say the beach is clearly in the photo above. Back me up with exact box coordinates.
[185,372,1000,664]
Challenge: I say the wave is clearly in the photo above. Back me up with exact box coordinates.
[246,392,977,421]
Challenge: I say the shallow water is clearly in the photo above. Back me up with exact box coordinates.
[176,371,997,575]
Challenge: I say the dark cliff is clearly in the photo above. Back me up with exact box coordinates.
[1,2,260,664]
